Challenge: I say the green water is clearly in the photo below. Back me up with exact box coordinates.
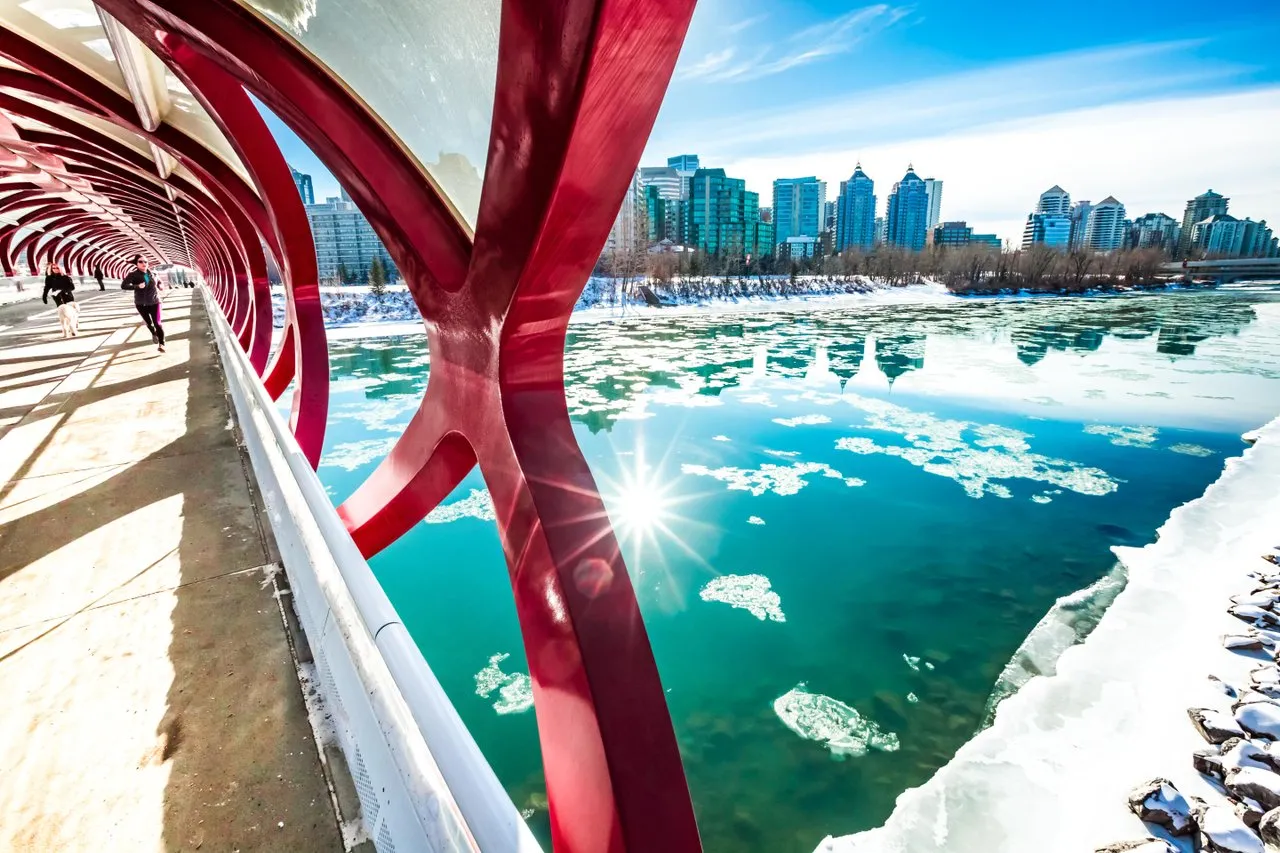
[306,286,1280,851]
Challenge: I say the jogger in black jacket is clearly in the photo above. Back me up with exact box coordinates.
[43,263,78,338]
[122,255,165,352]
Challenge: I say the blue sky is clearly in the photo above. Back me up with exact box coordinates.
[265,0,1280,245]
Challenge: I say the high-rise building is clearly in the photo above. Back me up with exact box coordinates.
[1130,213,1180,252]
[667,154,700,175]
[1191,215,1275,258]
[686,168,757,257]
[306,197,398,283]
[667,154,700,199]
[604,170,644,254]
[874,216,887,246]
[932,221,973,246]
[751,213,774,259]
[290,166,314,206]
[1021,213,1072,250]
[772,177,826,252]
[885,166,929,251]
[1036,185,1071,216]
[1069,200,1093,251]
[922,177,943,230]
[836,164,876,253]
[639,166,683,202]
[1084,196,1127,252]
[1178,190,1229,256]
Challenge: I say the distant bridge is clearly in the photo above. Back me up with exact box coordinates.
[1161,258,1280,282]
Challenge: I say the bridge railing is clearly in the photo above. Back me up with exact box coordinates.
[203,287,541,853]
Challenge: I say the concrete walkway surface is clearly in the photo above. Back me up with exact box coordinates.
[0,290,343,851]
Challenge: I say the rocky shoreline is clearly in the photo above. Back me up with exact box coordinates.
[1102,546,1280,853]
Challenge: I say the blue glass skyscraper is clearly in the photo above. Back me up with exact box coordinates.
[836,164,875,252]
[886,166,929,251]
[772,177,826,253]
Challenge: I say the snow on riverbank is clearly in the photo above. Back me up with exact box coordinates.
[820,416,1280,853]
[272,278,954,334]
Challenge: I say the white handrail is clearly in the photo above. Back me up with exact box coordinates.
[202,287,541,853]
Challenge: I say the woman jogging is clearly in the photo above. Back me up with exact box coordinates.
[122,255,165,352]
[43,262,79,338]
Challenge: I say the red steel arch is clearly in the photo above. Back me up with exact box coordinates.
[10,1,705,849]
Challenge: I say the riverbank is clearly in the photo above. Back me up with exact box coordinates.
[273,276,1236,333]
[823,415,1280,853]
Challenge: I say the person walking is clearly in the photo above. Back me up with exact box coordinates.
[43,262,79,338]
[93,265,104,291]
[122,255,166,352]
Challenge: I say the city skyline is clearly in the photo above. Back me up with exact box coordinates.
[258,3,1280,247]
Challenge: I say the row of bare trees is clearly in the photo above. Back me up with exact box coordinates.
[595,243,1175,296]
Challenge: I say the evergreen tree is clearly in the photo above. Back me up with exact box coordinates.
[369,255,387,298]
[337,262,350,286]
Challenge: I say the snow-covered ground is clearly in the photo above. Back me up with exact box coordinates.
[820,416,1280,853]
[0,277,46,306]
[272,278,955,335]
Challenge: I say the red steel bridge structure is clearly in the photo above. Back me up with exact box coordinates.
[0,0,702,850]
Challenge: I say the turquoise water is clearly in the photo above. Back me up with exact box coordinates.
[304,286,1280,852]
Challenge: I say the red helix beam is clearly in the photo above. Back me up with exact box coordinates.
[26,0,704,849]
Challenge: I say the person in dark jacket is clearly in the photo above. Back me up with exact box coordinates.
[93,265,104,291]
[122,255,166,352]
[43,262,79,338]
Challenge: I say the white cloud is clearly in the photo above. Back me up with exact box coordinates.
[678,4,911,83]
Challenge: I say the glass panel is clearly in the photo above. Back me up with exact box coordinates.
[244,0,498,228]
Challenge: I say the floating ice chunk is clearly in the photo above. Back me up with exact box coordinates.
[906,693,919,704]
[1170,443,1215,457]
[699,574,785,622]
[764,449,801,458]
[425,489,496,524]
[474,653,535,715]
[681,461,863,497]
[773,684,899,757]
[321,438,397,471]
[833,398,1117,500]
[1031,494,1053,504]
[748,516,766,526]
[903,655,921,672]
[774,414,833,428]
[713,435,731,442]
[1083,423,1159,448]
[924,662,935,671]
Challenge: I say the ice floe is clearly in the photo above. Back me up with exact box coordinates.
[774,684,900,757]
[320,438,396,471]
[699,573,785,622]
[1170,443,1215,457]
[773,414,833,428]
[424,489,496,524]
[474,653,534,715]
[748,516,766,525]
[681,461,864,496]
[1083,423,1160,447]
[834,396,1117,500]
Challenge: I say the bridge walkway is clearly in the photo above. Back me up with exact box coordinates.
[0,289,344,851]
